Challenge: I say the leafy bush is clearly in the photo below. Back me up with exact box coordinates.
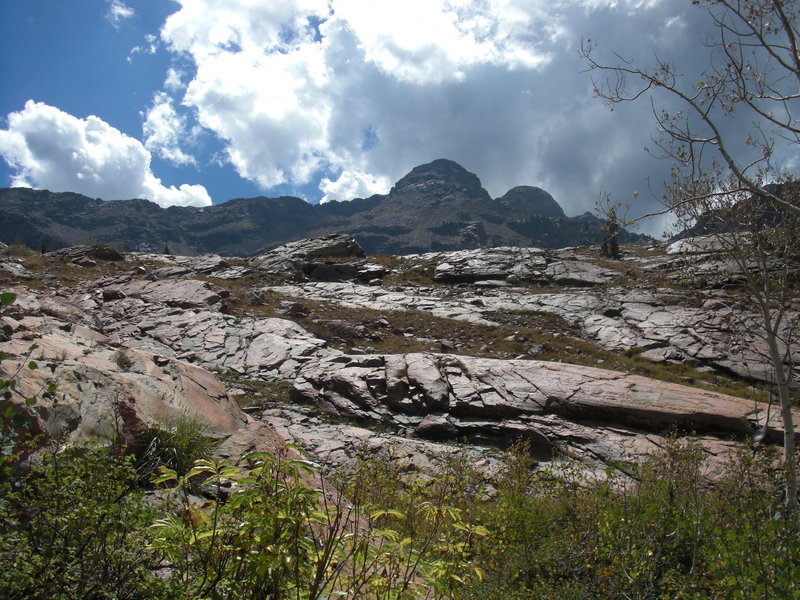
[151,444,488,600]
[463,439,800,600]
[0,420,797,599]
[0,444,177,600]
[703,448,800,600]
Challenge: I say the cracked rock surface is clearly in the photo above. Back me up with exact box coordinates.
[1,239,797,483]
[269,279,798,386]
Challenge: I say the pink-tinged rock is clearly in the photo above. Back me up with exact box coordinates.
[292,352,800,474]
[0,302,247,445]
[415,414,458,439]
[405,353,449,410]
[177,361,243,433]
[567,371,789,440]
[385,355,412,411]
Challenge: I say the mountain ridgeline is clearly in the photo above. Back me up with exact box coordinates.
[0,159,647,256]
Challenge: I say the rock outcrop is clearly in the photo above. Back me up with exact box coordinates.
[0,290,246,445]
[47,243,125,267]
[1,237,796,484]
[426,246,620,285]
[287,352,792,476]
[250,234,385,282]
[269,244,799,387]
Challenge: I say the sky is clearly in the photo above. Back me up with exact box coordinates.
[0,0,795,236]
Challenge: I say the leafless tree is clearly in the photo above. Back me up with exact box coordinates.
[582,0,800,510]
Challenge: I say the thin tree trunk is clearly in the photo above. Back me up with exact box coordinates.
[764,322,798,513]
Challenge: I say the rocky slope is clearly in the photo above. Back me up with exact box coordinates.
[1,235,796,483]
[0,159,648,256]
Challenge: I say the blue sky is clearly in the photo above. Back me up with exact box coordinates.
[0,0,268,204]
[1,1,795,235]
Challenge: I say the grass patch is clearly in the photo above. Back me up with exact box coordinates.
[374,255,441,286]
[211,368,293,410]
[136,414,219,480]
[0,244,37,257]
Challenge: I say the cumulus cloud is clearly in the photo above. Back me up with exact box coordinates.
[147,0,773,235]
[328,0,556,83]
[157,0,566,193]
[0,100,211,207]
[106,0,134,29]
[319,169,391,203]
[143,92,197,166]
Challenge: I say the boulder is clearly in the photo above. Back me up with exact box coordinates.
[98,277,225,308]
[432,247,548,283]
[248,235,388,282]
[251,234,366,277]
[47,243,125,265]
[430,247,619,286]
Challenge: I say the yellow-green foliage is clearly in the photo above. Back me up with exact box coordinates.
[1,435,799,599]
[151,445,488,600]
[465,440,800,600]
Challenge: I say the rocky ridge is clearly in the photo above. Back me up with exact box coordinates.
[1,236,797,484]
[0,159,648,256]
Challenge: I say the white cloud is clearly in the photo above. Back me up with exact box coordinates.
[157,0,566,194]
[330,0,556,83]
[0,101,211,207]
[143,92,197,166]
[182,43,332,188]
[161,0,330,58]
[164,67,185,91]
[149,0,751,237]
[128,34,159,62]
[107,0,135,29]
[319,169,390,203]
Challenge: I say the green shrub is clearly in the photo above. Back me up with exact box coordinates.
[0,420,797,599]
[0,444,178,600]
[704,448,800,600]
[463,438,800,600]
[151,444,488,599]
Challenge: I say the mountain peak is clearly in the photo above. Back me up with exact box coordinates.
[497,186,565,219]
[390,159,490,201]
